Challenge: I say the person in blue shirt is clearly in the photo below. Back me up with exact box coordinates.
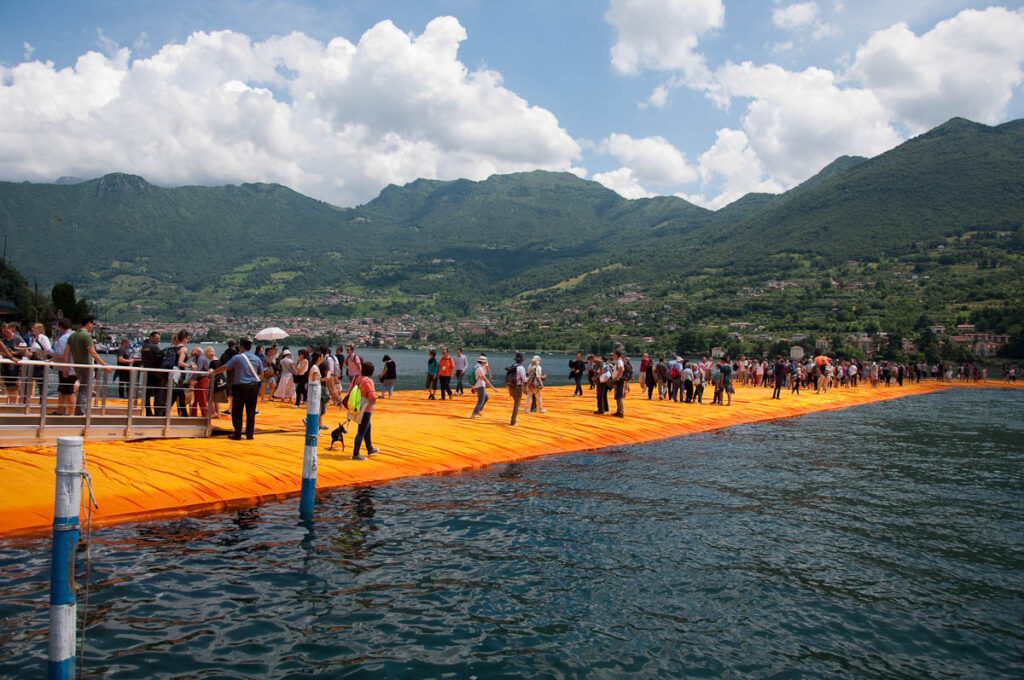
[210,337,265,440]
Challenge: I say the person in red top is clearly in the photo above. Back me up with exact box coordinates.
[438,348,455,400]
[349,361,379,461]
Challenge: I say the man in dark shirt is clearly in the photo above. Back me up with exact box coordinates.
[569,353,586,397]
[140,332,164,416]
[772,356,787,399]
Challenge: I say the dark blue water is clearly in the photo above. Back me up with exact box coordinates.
[2,389,1022,678]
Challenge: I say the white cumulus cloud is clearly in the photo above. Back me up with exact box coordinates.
[0,17,582,206]
[716,61,901,186]
[772,2,838,40]
[773,2,819,30]
[592,167,655,199]
[687,128,785,209]
[605,0,724,90]
[598,133,698,184]
[848,6,1024,132]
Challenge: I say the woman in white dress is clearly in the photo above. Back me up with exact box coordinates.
[273,348,296,401]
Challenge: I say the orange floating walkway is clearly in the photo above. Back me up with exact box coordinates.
[0,380,1018,537]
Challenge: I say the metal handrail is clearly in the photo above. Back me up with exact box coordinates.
[0,357,211,376]
[0,357,218,446]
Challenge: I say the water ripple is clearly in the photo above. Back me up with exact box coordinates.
[0,389,1021,678]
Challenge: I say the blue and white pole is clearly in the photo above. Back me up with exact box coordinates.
[49,436,83,680]
[299,381,321,520]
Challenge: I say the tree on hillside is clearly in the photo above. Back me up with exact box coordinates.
[51,282,90,324]
[0,258,32,318]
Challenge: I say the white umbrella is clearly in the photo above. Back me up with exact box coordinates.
[255,326,288,341]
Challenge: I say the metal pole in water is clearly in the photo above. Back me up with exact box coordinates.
[299,381,321,520]
[49,436,83,680]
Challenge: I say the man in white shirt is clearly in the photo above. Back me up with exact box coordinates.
[454,348,469,396]
[48,318,75,415]
[612,349,626,418]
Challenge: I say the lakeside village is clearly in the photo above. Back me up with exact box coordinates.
[95,313,1012,365]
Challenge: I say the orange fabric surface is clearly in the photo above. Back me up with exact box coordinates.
[0,380,1017,537]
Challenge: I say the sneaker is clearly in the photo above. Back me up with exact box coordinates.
[539,409,547,413]
[227,434,242,441]
[223,410,231,415]
[319,425,328,431]
[369,448,380,455]
[352,454,367,461]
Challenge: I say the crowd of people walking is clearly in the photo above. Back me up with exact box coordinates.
[1,316,1018,460]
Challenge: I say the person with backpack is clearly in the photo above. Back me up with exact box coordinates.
[164,330,191,417]
[378,355,397,398]
[505,352,528,426]
[655,357,669,400]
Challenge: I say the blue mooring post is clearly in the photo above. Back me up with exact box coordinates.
[49,436,83,680]
[299,381,321,520]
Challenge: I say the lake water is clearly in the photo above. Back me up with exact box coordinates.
[1,388,1021,678]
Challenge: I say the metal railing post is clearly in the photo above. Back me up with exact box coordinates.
[125,371,136,438]
[82,370,93,438]
[163,377,174,437]
[37,369,49,441]
[99,370,108,416]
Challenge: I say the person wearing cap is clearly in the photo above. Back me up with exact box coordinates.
[470,354,496,419]
[508,352,528,426]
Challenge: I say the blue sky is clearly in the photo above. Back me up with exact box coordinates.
[2,1,1023,208]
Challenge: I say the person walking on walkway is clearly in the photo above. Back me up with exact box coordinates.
[454,348,469,396]
[569,353,586,396]
[438,348,455,400]
[594,358,610,414]
[507,352,527,426]
[470,355,496,419]
[210,338,264,440]
[349,361,379,460]
[425,350,439,400]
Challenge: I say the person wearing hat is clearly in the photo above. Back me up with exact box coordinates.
[507,352,528,426]
[378,354,397,398]
[470,354,497,419]
[273,348,295,401]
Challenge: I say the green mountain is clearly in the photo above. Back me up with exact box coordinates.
[1,117,1022,354]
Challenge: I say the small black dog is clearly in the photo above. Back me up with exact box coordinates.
[328,423,348,450]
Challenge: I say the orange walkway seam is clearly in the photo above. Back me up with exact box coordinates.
[0,381,1017,537]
